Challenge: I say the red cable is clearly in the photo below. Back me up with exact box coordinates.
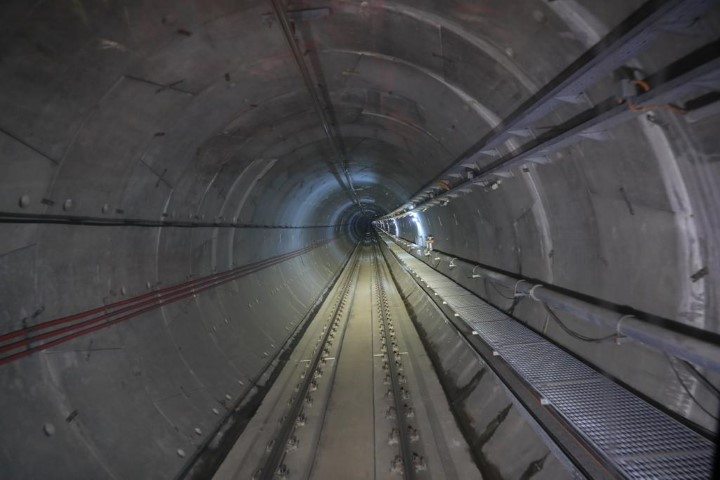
[0,238,338,365]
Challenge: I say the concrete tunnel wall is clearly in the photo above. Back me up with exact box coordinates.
[0,0,718,478]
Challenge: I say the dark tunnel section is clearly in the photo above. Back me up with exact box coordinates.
[345,204,387,242]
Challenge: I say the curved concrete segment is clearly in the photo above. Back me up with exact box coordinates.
[0,1,718,479]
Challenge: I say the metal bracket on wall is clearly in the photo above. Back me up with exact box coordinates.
[382,0,718,220]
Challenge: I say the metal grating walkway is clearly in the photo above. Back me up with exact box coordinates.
[383,236,715,480]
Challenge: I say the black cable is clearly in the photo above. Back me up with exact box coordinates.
[0,211,346,229]
[543,297,719,419]
[506,297,522,316]
[680,359,720,399]
[483,278,515,300]
[667,355,719,421]
[479,278,524,315]
[542,302,618,343]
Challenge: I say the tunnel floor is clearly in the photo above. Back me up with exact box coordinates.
[212,240,480,479]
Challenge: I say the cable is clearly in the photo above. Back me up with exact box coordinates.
[465,276,520,314]
[667,355,719,421]
[680,359,720,399]
[0,211,344,229]
[483,278,515,300]
[627,101,687,114]
[506,296,522,316]
[542,302,618,343]
[625,79,687,114]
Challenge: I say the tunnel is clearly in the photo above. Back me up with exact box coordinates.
[1,0,719,479]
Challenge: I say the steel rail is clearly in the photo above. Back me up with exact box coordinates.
[269,0,365,213]
[373,243,419,479]
[175,241,360,480]
[382,0,717,219]
[255,246,361,480]
[384,39,720,218]
[0,237,343,365]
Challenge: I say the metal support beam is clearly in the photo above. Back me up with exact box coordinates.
[384,39,720,218]
[383,0,717,219]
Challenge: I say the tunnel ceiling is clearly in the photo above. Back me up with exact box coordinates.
[1,0,647,227]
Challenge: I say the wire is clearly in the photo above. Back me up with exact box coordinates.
[540,290,719,419]
[506,296,522,316]
[625,78,687,114]
[466,277,520,314]
[680,359,720,399]
[488,279,523,314]
[484,278,516,300]
[627,101,687,114]
[0,211,343,229]
[667,355,719,421]
[542,302,618,343]
[632,79,651,92]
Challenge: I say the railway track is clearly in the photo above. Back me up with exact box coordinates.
[212,239,479,480]
[371,244,427,478]
[253,245,362,480]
